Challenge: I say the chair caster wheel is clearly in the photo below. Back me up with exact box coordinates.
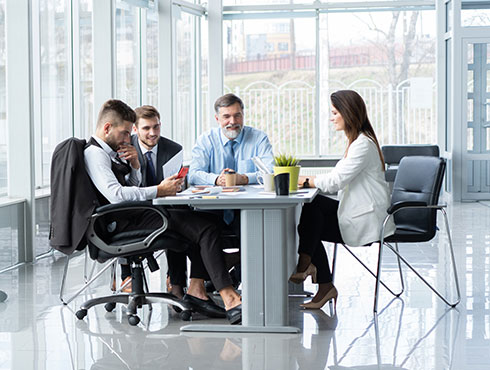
[180,310,192,321]
[75,309,87,320]
[128,315,140,326]
[105,302,116,312]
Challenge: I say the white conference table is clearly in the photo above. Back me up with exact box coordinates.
[153,185,319,333]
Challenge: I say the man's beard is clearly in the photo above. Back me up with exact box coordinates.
[105,133,120,152]
[222,124,242,140]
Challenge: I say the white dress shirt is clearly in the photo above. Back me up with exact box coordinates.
[84,135,157,203]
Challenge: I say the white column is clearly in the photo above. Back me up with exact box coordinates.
[207,0,223,123]
[158,0,173,138]
[6,0,35,262]
[93,0,114,125]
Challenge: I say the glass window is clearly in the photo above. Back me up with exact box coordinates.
[319,10,436,154]
[224,18,316,156]
[146,7,159,106]
[0,0,6,196]
[115,1,140,108]
[38,0,72,187]
[462,9,490,27]
[174,11,197,159]
[79,0,93,139]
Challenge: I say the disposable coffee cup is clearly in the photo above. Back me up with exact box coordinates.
[225,170,237,187]
[274,173,290,196]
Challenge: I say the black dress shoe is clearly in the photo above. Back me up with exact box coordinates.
[226,304,242,325]
[183,294,226,318]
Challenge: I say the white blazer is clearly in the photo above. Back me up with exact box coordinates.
[315,134,395,246]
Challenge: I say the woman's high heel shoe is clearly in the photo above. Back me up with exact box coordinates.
[289,264,317,284]
[300,286,338,311]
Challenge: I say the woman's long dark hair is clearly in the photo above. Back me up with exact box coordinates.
[330,90,385,171]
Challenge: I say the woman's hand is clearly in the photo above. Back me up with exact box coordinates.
[298,175,316,188]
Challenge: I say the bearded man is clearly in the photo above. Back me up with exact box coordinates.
[188,93,274,187]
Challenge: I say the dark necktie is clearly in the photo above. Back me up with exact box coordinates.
[224,141,237,170]
[223,141,237,225]
[145,151,158,186]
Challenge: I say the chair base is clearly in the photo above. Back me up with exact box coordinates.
[76,292,191,325]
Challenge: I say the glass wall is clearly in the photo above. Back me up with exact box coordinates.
[319,10,437,155]
[115,0,139,108]
[224,9,436,156]
[37,0,72,187]
[0,0,6,196]
[223,17,317,156]
[79,0,93,139]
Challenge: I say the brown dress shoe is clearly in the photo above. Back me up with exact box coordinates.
[120,276,132,293]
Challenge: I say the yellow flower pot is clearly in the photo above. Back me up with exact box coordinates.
[273,165,301,192]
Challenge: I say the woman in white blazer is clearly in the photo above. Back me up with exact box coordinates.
[290,90,395,310]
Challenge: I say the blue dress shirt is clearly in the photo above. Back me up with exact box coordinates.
[189,126,274,185]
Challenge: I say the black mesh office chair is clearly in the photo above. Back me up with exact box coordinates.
[49,137,192,325]
[74,201,193,325]
[332,156,460,313]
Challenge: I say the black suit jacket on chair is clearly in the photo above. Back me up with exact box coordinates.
[131,135,183,186]
[49,137,98,255]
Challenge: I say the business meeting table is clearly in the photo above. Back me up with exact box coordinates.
[153,184,319,333]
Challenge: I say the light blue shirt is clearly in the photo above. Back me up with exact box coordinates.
[189,126,274,185]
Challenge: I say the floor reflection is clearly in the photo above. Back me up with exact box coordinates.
[0,201,489,369]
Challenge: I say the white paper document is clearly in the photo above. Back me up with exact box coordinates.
[162,149,184,179]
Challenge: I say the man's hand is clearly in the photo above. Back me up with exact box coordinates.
[156,175,184,197]
[118,143,140,169]
[215,169,249,186]
[236,173,249,185]
[215,169,230,186]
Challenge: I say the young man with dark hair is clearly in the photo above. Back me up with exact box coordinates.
[84,100,242,324]
[131,105,187,299]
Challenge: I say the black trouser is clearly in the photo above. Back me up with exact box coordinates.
[297,195,344,284]
[116,208,234,291]
[166,210,241,290]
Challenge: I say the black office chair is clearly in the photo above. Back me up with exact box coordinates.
[75,201,193,325]
[382,144,439,182]
[332,156,460,313]
[49,137,192,325]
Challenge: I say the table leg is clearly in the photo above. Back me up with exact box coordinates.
[181,207,300,333]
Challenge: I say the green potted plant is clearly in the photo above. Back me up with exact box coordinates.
[273,153,301,191]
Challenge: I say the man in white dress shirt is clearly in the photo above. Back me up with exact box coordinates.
[83,99,243,324]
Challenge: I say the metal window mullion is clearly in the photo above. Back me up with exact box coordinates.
[195,15,202,142]
[140,7,148,105]
[6,0,36,262]
[158,0,173,139]
[172,0,206,16]
[72,0,82,138]
[31,0,42,188]
[315,10,320,157]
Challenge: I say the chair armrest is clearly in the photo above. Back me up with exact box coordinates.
[387,201,427,214]
[95,201,170,219]
[87,202,170,256]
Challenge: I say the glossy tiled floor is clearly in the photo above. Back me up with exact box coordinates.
[0,201,489,369]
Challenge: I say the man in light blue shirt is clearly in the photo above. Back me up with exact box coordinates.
[189,93,274,186]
